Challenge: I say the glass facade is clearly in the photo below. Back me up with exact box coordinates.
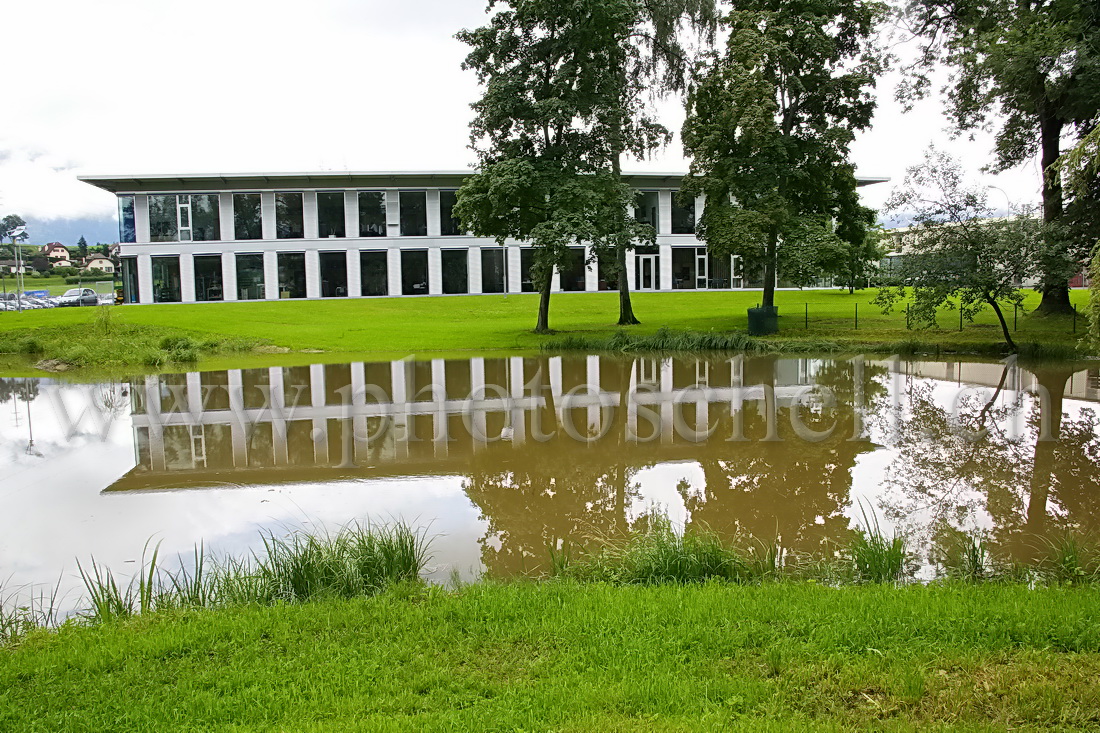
[278,253,306,298]
[399,191,427,236]
[359,192,386,237]
[148,195,178,242]
[190,195,220,241]
[120,256,139,303]
[441,249,468,294]
[401,250,428,294]
[597,253,619,291]
[193,254,223,301]
[634,191,659,231]
[118,196,136,243]
[671,192,695,234]
[151,256,181,303]
[560,247,586,291]
[234,193,262,240]
[236,254,265,300]
[360,251,387,296]
[439,190,463,236]
[149,195,219,242]
[671,247,698,289]
[520,248,536,292]
[319,251,348,297]
[276,192,304,239]
[481,248,506,293]
[317,192,346,238]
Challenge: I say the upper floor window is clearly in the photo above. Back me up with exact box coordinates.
[359,191,386,237]
[276,192,304,239]
[118,195,136,243]
[234,193,262,240]
[634,191,659,231]
[317,192,346,238]
[440,190,464,236]
[400,191,427,236]
[149,194,220,242]
[671,192,695,234]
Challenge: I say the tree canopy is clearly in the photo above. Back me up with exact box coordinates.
[681,0,886,312]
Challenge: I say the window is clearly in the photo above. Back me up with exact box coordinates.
[481,248,505,293]
[597,253,619,291]
[317,192,346,238]
[151,256,181,303]
[193,254,223,301]
[520,248,536,292]
[120,256,139,303]
[441,249,468,294]
[234,193,262,240]
[319,251,348,297]
[118,196,136,243]
[236,254,265,300]
[399,191,427,236]
[359,191,386,237]
[671,247,697,289]
[634,191,659,231]
[560,247,586,292]
[401,250,428,294]
[276,192,304,239]
[671,192,695,234]
[277,253,306,298]
[440,190,464,236]
[148,195,220,242]
[360,251,387,296]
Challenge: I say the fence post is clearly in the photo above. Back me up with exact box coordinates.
[1073,305,1077,334]
[854,303,858,330]
[1014,303,1018,332]
[804,302,808,329]
[959,306,963,332]
[905,303,910,329]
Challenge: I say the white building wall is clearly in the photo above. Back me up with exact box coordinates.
[468,246,482,295]
[137,253,153,304]
[303,192,319,240]
[427,248,443,295]
[343,191,358,239]
[263,252,279,300]
[179,254,196,302]
[659,244,673,290]
[584,245,598,291]
[507,246,522,294]
[305,250,321,299]
[426,190,441,237]
[387,248,402,296]
[135,195,150,244]
[261,193,276,241]
[346,249,361,297]
[219,194,233,242]
[222,252,238,301]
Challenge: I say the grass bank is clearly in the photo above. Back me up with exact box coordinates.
[3,583,1099,731]
[0,288,1090,374]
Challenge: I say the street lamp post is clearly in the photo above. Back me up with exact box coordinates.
[10,225,27,313]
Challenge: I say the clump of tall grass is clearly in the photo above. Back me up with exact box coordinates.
[1,581,61,645]
[1037,535,1099,585]
[74,522,431,623]
[848,508,911,584]
[932,528,995,583]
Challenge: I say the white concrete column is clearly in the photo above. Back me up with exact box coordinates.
[261,193,276,241]
[387,248,402,295]
[144,376,165,471]
[179,253,196,303]
[626,250,637,290]
[659,243,673,290]
[221,252,238,301]
[390,359,409,456]
[269,367,288,465]
[509,357,526,445]
[660,358,674,444]
[385,189,401,237]
[346,249,361,297]
[469,357,487,450]
[427,247,443,295]
[228,370,247,464]
[551,268,561,293]
[426,190,441,237]
[310,363,326,408]
[303,192,319,240]
[185,372,203,418]
[507,246,522,294]
[584,245,598,291]
[263,252,279,300]
[696,193,706,223]
[468,247,482,295]
[344,191,358,239]
[586,355,601,435]
[219,193,233,242]
[305,250,321,299]
[137,253,153,304]
[135,195,150,244]
[658,191,673,235]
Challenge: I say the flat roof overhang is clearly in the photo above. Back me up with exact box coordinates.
[79,171,889,194]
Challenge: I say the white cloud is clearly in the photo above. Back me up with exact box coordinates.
[0,0,1049,229]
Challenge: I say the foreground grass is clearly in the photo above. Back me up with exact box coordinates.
[3,582,1099,731]
[0,288,1090,374]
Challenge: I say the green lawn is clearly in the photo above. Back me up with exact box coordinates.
[3,582,1098,731]
[0,274,115,297]
[0,288,1090,374]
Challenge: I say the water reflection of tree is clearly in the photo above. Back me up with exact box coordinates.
[683,357,887,555]
[878,364,1100,562]
[0,378,39,402]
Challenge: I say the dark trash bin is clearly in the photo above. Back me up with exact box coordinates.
[747,306,779,336]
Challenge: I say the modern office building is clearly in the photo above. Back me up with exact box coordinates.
[80,171,885,305]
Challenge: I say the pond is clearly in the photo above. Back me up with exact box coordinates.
[2,354,1098,609]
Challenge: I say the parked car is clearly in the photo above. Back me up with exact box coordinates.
[56,288,99,307]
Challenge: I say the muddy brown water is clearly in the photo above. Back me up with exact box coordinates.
[2,354,1098,607]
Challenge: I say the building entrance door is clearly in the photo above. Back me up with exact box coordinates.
[637,255,657,290]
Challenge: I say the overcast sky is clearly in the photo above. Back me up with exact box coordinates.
[1,0,1043,244]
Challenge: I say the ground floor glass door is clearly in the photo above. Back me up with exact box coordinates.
[637,255,657,290]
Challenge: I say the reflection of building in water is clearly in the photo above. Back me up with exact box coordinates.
[884,360,1100,403]
[114,356,842,492]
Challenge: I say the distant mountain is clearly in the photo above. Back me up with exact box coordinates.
[22,216,119,247]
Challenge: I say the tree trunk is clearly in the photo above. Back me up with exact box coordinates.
[611,128,640,326]
[535,268,553,334]
[761,230,778,309]
[1035,108,1074,315]
[1022,367,1070,556]
[988,297,1017,352]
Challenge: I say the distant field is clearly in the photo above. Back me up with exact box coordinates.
[0,274,117,297]
[0,288,1090,373]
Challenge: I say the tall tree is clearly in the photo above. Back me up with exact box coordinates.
[76,236,88,259]
[681,0,886,319]
[455,0,659,333]
[874,150,1041,352]
[900,0,1100,315]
